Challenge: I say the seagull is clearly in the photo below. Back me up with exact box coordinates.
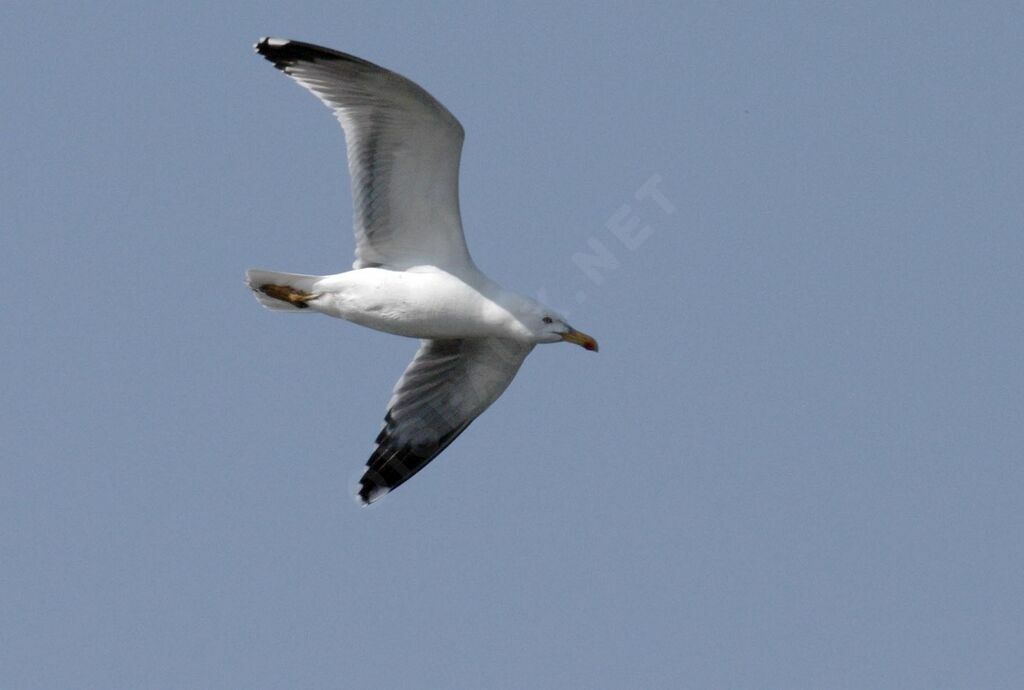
[247,38,598,505]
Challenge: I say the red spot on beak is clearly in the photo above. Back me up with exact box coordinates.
[561,328,598,352]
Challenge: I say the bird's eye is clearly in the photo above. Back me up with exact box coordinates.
[542,316,553,324]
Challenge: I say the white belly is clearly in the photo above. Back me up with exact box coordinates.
[310,267,513,339]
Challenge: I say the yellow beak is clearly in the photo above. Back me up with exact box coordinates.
[560,327,599,352]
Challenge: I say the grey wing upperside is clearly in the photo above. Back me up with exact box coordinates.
[358,338,534,504]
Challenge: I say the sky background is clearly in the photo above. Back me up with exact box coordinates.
[3,2,1023,688]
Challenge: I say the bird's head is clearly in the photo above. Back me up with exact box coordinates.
[510,298,598,352]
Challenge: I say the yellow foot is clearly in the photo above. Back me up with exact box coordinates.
[259,284,318,309]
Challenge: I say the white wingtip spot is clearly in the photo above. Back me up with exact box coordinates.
[357,483,389,506]
[254,37,289,52]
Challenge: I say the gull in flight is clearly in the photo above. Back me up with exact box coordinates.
[246,38,598,504]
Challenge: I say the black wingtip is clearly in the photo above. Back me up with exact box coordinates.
[253,36,377,70]
[253,36,277,55]
[254,37,300,69]
[357,479,388,506]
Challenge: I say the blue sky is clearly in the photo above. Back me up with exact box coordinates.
[3,2,1023,688]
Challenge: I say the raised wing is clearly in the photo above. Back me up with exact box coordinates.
[358,338,534,504]
[255,37,474,271]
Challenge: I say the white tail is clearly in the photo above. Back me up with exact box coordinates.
[245,269,322,312]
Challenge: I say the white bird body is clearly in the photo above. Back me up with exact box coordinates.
[311,268,535,341]
[247,38,597,503]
